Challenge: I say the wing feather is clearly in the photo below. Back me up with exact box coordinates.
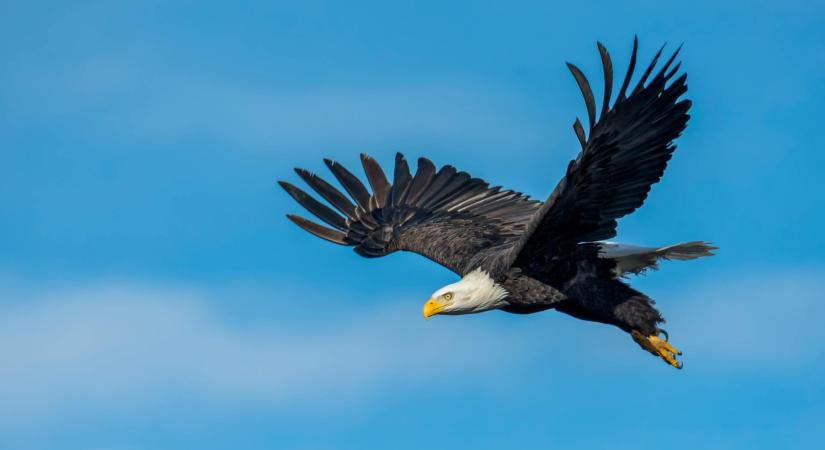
[405,157,437,205]
[281,153,540,274]
[361,154,391,209]
[616,36,638,101]
[278,181,347,230]
[566,62,597,129]
[324,159,371,210]
[295,169,358,221]
[510,38,691,268]
[597,42,613,117]
[286,214,349,245]
[390,153,412,207]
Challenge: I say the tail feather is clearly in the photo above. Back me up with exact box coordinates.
[598,240,717,277]
[654,241,718,261]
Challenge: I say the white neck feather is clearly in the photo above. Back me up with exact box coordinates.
[459,268,509,311]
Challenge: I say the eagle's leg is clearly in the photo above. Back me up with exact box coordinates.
[556,274,683,369]
[631,330,682,369]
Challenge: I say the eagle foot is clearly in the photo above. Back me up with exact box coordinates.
[631,330,682,369]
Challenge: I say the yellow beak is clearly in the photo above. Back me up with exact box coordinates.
[422,297,449,319]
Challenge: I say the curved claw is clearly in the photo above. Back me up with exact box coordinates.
[659,328,670,342]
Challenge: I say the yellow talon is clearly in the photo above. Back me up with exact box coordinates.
[659,339,681,356]
[631,330,683,369]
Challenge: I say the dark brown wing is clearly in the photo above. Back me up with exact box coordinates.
[512,38,691,267]
[280,153,540,274]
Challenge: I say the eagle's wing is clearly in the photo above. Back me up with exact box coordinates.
[280,153,540,274]
[511,38,691,266]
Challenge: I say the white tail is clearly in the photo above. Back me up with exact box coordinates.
[598,241,718,277]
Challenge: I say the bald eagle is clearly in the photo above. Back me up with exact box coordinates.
[279,38,716,369]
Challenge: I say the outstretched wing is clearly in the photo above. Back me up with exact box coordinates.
[280,153,540,274]
[512,37,691,267]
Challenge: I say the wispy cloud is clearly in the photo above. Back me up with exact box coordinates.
[0,279,531,428]
[0,268,821,430]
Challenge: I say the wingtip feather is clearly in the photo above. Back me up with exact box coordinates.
[286,214,349,245]
[597,41,614,116]
[567,62,597,130]
[617,36,639,101]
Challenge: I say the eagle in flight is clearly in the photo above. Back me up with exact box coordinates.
[279,38,716,369]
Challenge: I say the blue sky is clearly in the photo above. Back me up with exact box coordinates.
[1,1,824,449]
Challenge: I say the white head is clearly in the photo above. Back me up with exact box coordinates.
[422,268,509,318]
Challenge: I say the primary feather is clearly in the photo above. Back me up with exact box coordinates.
[509,36,691,270]
[281,152,540,274]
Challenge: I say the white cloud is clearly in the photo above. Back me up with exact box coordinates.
[0,280,531,428]
[0,268,821,429]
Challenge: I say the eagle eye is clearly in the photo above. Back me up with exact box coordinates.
[443,293,453,301]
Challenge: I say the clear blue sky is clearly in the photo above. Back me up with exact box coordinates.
[2,1,823,449]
